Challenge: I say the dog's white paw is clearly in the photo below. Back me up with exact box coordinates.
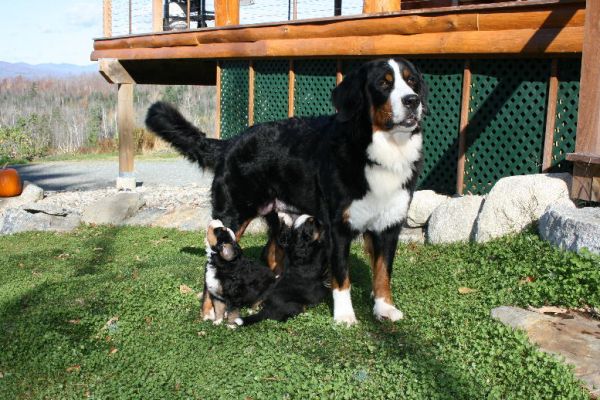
[203,308,216,321]
[234,317,244,326]
[212,318,223,326]
[373,298,404,322]
[334,313,358,326]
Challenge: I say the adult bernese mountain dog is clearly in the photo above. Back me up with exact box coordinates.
[204,219,276,325]
[146,58,428,326]
[235,213,329,326]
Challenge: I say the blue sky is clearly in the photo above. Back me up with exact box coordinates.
[0,0,102,65]
[0,0,363,66]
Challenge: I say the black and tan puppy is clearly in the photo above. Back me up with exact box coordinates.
[235,214,329,326]
[203,220,276,325]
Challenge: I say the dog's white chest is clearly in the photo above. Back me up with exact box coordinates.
[348,131,421,233]
[205,264,222,297]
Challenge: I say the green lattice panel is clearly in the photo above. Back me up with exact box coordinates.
[254,60,289,124]
[294,60,337,117]
[463,59,551,194]
[412,59,463,194]
[220,61,249,139]
[552,58,581,172]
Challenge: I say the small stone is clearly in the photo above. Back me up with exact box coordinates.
[398,224,424,244]
[427,195,484,244]
[82,193,145,225]
[475,173,571,242]
[245,218,268,235]
[539,203,600,255]
[406,190,449,228]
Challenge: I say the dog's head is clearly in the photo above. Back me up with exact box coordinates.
[278,213,325,262]
[206,220,241,262]
[332,58,428,134]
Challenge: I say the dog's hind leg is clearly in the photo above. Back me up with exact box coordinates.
[364,225,404,322]
[201,286,216,321]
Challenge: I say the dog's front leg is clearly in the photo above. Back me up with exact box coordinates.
[330,226,357,326]
[363,225,404,322]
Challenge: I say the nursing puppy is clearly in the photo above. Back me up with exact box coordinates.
[235,214,329,326]
[203,220,276,325]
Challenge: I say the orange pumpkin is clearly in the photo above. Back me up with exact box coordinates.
[0,167,23,197]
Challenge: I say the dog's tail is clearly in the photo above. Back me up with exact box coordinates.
[145,101,226,169]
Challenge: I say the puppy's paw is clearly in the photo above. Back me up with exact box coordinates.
[333,313,358,327]
[373,299,404,322]
[202,308,216,321]
[234,317,244,326]
[213,318,223,326]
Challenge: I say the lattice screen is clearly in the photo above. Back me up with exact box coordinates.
[552,58,581,172]
[254,60,289,124]
[294,60,337,117]
[220,61,249,139]
[463,59,551,194]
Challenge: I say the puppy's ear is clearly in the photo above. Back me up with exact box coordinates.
[331,66,366,122]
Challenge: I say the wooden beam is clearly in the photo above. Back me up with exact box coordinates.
[363,0,401,14]
[103,0,112,37]
[542,59,558,172]
[248,61,255,126]
[92,27,584,60]
[456,60,471,195]
[216,61,222,138]
[94,6,584,50]
[569,0,600,201]
[117,83,135,190]
[288,60,295,117]
[215,0,239,26]
[98,59,135,84]
[152,0,163,32]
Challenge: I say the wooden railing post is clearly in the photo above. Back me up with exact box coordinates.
[363,0,400,13]
[215,0,240,26]
[117,83,136,190]
[567,0,600,201]
[103,0,112,37]
[152,0,164,32]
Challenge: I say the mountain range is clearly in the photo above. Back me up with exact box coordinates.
[0,61,97,79]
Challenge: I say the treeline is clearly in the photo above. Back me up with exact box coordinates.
[0,74,215,160]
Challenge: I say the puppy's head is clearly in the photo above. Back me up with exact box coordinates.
[279,214,325,261]
[332,58,428,134]
[206,220,241,262]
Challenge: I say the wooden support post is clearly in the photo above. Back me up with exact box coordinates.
[103,0,112,37]
[152,0,164,32]
[187,0,191,29]
[542,59,558,172]
[288,60,295,117]
[117,84,136,190]
[215,0,239,26]
[456,60,471,195]
[128,0,132,34]
[363,0,400,14]
[248,61,255,126]
[334,0,342,16]
[216,61,222,138]
[568,0,600,201]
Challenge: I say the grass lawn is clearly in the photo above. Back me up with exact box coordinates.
[0,226,598,399]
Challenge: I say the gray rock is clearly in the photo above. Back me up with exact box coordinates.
[151,205,210,231]
[0,182,44,210]
[22,203,72,216]
[245,218,268,235]
[398,225,425,244]
[406,190,449,228]
[474,173,571,242]
[123,208,168,226]
[81,193,145,225]
[0,208,80,234]
[539,203,600,255]
[427,195,484,244]
[492,306,600,396]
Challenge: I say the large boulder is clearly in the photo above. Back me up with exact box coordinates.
[474,173,571,242]
[406,190,449,228]
[539,202,600,255]
[82,193,145,225]
[0,208,80,234]
[0,182,44,210]
[427,195,484,244]
[151,205,209,231]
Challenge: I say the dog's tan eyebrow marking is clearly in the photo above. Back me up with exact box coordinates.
[402,67,412,81]
[384,73,393,83]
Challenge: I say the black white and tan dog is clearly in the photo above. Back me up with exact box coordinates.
[146,58,428,325]
[203,219,276,325]
[235,213,329,326]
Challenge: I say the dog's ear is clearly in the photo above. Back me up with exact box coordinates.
[331,66,366,122]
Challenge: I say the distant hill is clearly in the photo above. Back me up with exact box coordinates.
[0,62,97,79]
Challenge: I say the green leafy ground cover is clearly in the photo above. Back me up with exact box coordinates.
[0,226,598,399]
